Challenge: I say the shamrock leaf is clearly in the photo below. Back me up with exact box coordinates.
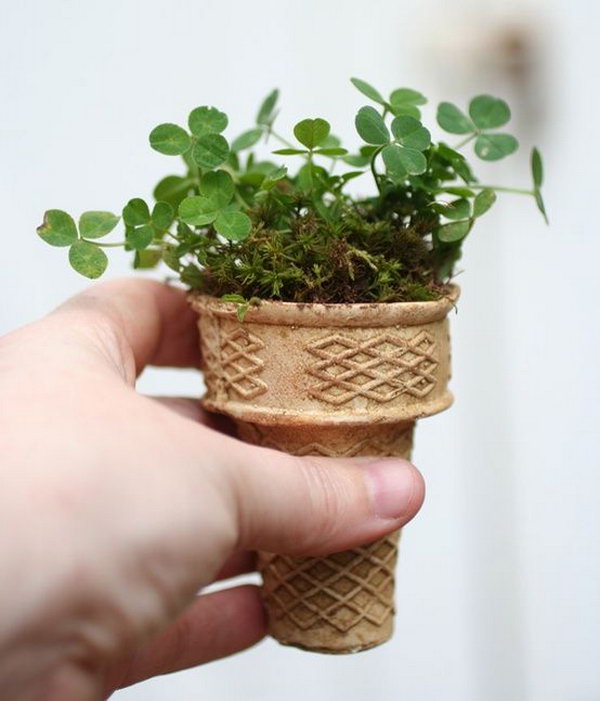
[294,118,331,149]
[188,107,228,137]
[475,133,518,161]
[37,210,78,247]
[350,77,386,106]
[437,103,475,134]
[149,123,191,155]
[192,134,230,169]
[256,89,279,126]
[355,106,390,145]
[178,196,221,226]
[68,241,108,278]
[469,95,511,130]
[79,211,120,239]
[391,116,431,151]
[389,88,427,119]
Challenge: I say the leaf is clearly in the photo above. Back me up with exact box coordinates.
[534,188,549,224]
[475,133,518,161]
[261,165,287,190]
[390,88,427,107]
[153,175,193,208]
[231,128,264,152]
[320,134,341,148]
[151,201,174,230]
[162,244,181,273]
[272,148,308,155]
[382,143,427,176]
[192,133,230,169]
[314,147,348,156]
[149,123,191,155]
[199,170,234,208]
[437,220,472,243]
[134,249,162,269]
[390,116,431,151]
[342,154,370,167]
[78,211,119,239]
[297,162,329,193]
[350,77,386,105]
[437,102,475,134]
[436,143,475,183]
[214,211,252,241]
[294,118,330,149]
[122,198,150,226]
[382,144,406,182]
[188,106,228,137]
[531,147,543,188]
[389,103,420,119]
[256,89,279,125]
[473,188,497,217]
[68,241,108,278]
[355,106,390,145]
[178,196,220,226]
[443,198,471,220]
[37,209,78,247]
[126,224,154,249]
[469,95,511,130]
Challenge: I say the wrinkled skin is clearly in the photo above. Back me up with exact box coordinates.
[0,279,424,700]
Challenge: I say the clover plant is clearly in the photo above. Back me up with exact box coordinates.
[37,78,547,310]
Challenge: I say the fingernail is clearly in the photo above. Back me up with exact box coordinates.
[364,459,418,520]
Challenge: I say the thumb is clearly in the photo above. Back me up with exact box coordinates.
[204,432,425,556]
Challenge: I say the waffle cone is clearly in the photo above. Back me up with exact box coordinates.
[189,289,457,653]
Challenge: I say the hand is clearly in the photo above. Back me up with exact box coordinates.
[0,278,425,700]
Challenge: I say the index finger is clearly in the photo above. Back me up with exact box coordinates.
[55,278,201,378]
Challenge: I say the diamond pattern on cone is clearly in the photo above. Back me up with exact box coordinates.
[220,327,268,399]
[306,330,438,405]
[260,534,399,633]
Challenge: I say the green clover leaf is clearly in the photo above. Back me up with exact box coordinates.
[37,210,78,247]
[294,118,331,149]
[79,211,120,239]
[188,106,228,137]
[68,241,108,278]
[355,106,390,145]
[149,123,191,155]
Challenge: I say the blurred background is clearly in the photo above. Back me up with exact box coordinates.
[1,0,598,699]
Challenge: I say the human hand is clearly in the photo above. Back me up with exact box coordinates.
[0,279,425,700]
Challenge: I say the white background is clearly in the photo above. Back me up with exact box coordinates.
[1,1,599,699]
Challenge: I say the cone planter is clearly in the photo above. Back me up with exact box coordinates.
[190,287,458,653]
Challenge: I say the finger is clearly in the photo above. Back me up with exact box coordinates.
[214,551,256,581]
[108,585,265,693]
[148,397,237,436]
[182,426,425,557]
[53,278,201,379]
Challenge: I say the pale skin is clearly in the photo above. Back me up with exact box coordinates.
[0,278,425,700]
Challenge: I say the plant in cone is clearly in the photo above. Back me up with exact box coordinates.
[37,78,547,653]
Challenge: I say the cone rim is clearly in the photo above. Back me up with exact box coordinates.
[189,285,459,327]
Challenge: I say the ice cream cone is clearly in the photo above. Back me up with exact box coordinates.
[189,288,457,653]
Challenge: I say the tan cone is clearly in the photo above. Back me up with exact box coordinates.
[189,288,458,654]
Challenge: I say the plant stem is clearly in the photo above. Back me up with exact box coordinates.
[270,129,295,149]
[470,184,535,196]
[370,146,384,195]
[453,133,476,150]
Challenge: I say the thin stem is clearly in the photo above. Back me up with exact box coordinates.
[453,133,476,150]
[234,189,250,208]
[270,129,295,149]
[370,146,384,195]
[470,184,534,196]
